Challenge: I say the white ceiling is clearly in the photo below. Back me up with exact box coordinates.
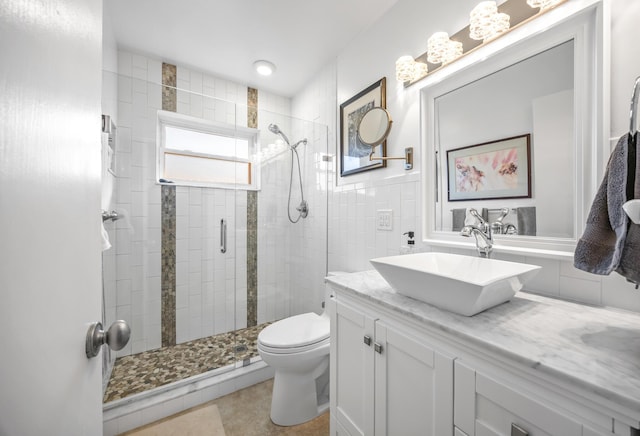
[104,0,400,98]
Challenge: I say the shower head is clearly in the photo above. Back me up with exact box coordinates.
[269,123,308,150]
[268,123,291,146]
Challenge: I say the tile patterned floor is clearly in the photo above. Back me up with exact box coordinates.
[104,323,270,403]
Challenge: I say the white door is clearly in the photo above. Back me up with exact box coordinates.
[0,0,104,435]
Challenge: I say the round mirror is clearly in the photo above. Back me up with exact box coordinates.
[357,107,392,147]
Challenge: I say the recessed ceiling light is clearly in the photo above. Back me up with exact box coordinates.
[254,60,276,76]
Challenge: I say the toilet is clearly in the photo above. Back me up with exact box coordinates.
[257,272,345,426]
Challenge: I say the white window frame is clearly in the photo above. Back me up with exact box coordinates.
[156,110,260,190]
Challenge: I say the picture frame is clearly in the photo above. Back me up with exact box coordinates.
[446,134,531,201]
[339,78,387,176]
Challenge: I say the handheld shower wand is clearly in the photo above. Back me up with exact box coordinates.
[268,124,309,223]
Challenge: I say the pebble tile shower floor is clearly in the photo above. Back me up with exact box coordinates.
[104,323,270,403]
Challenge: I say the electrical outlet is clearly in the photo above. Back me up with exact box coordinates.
[376,209,393,231]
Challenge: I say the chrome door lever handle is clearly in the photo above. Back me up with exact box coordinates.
[85,320,131,358]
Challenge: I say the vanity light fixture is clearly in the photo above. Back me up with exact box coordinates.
[427,32,450,64]
[526,0,562,10]
[396,55,416,82]
[469,1,510,42]
[428,32,464,65]
[254,60,276,76]
[397,0,566,87]
[412,61,429,80]
[442,40,464,64]
[396,57,429,83]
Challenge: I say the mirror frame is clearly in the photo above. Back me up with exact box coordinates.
[357,107,393,147]
[420,0,609,259]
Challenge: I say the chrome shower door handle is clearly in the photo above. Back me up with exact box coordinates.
[220,218,227,253]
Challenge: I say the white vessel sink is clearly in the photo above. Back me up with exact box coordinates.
[370,252,541,316]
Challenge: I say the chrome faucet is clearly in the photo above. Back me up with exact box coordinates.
[490,207,509,235]
[460,208,493,258]
[490,207,518,235]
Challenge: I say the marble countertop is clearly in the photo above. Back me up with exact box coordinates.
[326,270,640,414]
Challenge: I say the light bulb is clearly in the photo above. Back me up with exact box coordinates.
[427,32,450,64]
[442,40,463,64]
[396,56,415,82]
[469,1,510,42]
[412,62,429,81]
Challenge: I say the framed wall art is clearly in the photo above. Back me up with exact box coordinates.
[339,78,387,176]
[447,134,531,201]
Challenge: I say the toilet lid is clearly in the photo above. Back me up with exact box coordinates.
[259,312,329,349]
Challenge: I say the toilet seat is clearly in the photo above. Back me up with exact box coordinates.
[258,313,329,354]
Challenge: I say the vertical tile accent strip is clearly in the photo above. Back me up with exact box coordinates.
[247,87,259,327]
[161,185,177,346]
[162,63,177,112]
[161,62,177,346]
[247,87,258,129]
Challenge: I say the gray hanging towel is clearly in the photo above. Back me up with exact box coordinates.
[574,134,632,274]
[516,207,536,236]
[616,132,640,283]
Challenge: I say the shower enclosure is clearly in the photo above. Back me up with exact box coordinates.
[100,69,329,405]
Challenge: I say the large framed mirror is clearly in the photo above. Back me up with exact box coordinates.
[421,0,608,258]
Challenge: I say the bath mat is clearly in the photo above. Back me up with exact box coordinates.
[122,403,226,436]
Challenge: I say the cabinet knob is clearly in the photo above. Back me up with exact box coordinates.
[511,423,529,436]
[374,342,383,354]
[364,335,372,346]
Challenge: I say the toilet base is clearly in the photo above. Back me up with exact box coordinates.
[269,359,330,426]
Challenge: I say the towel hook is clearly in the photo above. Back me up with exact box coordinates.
[629,76,640,136]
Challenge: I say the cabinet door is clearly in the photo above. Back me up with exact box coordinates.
[454,361,583,436]
[332,300,376,436]
[331,415,353,436]
[374,321,454,436]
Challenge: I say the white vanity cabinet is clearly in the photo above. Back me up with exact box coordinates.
[453,360,614,436]
[327,272,640,436]
[329,293,454,436]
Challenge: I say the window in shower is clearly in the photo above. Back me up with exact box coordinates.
[157,110,259,189]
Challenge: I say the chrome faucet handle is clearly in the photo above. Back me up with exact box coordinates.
[469,209,492,239]
[469,208,484,223]
[496,207,510,223]
[469,208,489,231]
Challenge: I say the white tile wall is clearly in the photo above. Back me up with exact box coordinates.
[254,112,329,322]
[288,62,336,314]
[112,50,330,354]
[113,53,163,356]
